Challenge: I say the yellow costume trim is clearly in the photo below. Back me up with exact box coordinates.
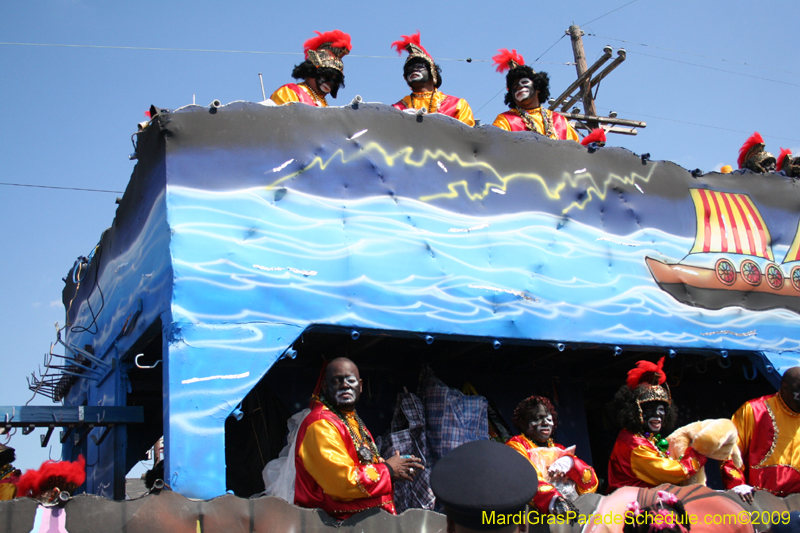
[491,108,579,141]
[298,418,375,501]
[630,444,691,486]
[270,84,328,107]
[582,469,592,484]
[400,92,475,127]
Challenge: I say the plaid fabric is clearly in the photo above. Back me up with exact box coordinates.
[379,392,434,512]
[418,365,489,465]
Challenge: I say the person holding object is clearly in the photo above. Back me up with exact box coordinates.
[294,357,423,519]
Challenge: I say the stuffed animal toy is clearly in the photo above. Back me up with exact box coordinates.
[667,419,742,485]
[527,445,579,500]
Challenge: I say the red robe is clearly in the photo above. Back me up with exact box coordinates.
[493,109,578,141]
[721,393,800,496]
[294,400,395,519]
[506,434,598,514]
[608,429,706,491]
[270,83,327,107]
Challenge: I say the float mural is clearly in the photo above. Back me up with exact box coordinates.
[59,101,800,499]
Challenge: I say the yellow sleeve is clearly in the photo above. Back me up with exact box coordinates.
[298,418,378,501]
[492,114,512,131]
[731,401,754,458]
[0,483,16,501]
[456,99,475,127]
[270,85,300,106]
[564,121,580,142]
[506,438,529,459]
[630,444,690,486]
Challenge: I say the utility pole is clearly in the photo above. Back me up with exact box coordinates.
[568,25,598,129]
[549,25,645,137]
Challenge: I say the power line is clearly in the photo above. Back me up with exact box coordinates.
[586,34,800,77]
[626,50,800,88]
[0,182,122,194]
[595,106,800,143]
[0,41,532,64]
[581,0,640,26]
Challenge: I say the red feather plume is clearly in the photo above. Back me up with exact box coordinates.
[738,132,765,169]
[492,49,525,73]
[391,31,430,58]
[581,128,607,146]
[626,357,666,390]
[303,30,352,57]
[777,148,792,172]
[16,455,86,498]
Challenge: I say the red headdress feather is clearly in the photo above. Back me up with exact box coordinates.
[777,148,792,172]
[16,455,86,498]
[738,132,765,169]
[303,30,352,57]
[581,128,607,146]
[492,49,525,73]
[626,357,666,390]
[391,31,430,58]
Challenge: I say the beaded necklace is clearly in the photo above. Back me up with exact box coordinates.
[320,396,380,464]
[514,106,555,138]
[410,89,438,114]
[299,83,327,107]
[639,432,671,458]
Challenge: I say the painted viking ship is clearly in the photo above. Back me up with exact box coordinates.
[646,188,800,314]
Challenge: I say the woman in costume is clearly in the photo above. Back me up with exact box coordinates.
[607,357,707,491]
[270,30,351,107]
[506,395,598,519]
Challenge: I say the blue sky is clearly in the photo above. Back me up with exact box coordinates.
[1,0,798,474]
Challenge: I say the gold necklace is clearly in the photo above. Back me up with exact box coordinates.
[299,83,326,107]
[514,107,555,138]
[411,89,438,114]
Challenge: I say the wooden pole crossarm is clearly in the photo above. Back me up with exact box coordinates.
[558,50,627,113]
[561,113,646,128]
[549,45,613,111]
[586,50,627,91]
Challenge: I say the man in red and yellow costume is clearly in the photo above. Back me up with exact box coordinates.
[0,443,20,500]
[391,32,474,127]
[506,395,597,521]
[294,357,423,519]
[271,30,351,107]
[721,366,800,499]
[607,357,707,491]
[491,49,581,142]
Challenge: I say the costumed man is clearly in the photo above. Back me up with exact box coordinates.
[491,49,585,143]
[0,443,20,500]
[607,357,707,491]
[431,440,539,533]
[270,30,351,107]
[721,366,800,499]
[737,132,776,174]
[391,32,475,127]
[506,395,597,519]
[294,357,424,519]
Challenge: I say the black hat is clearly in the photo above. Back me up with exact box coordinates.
[0,443,15,466]
[771,511,800,533]
[430,440,538,531]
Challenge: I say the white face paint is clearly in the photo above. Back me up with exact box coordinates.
[406,62,429,84]
[318,81,332,94]
[643,403,666,433]
[514,78,534,104]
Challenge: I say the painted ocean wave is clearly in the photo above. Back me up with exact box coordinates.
[166,185,800,352]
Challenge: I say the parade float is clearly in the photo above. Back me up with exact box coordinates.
[2,99,799,531]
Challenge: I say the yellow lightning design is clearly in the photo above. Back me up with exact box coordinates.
[266,142,657,214]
